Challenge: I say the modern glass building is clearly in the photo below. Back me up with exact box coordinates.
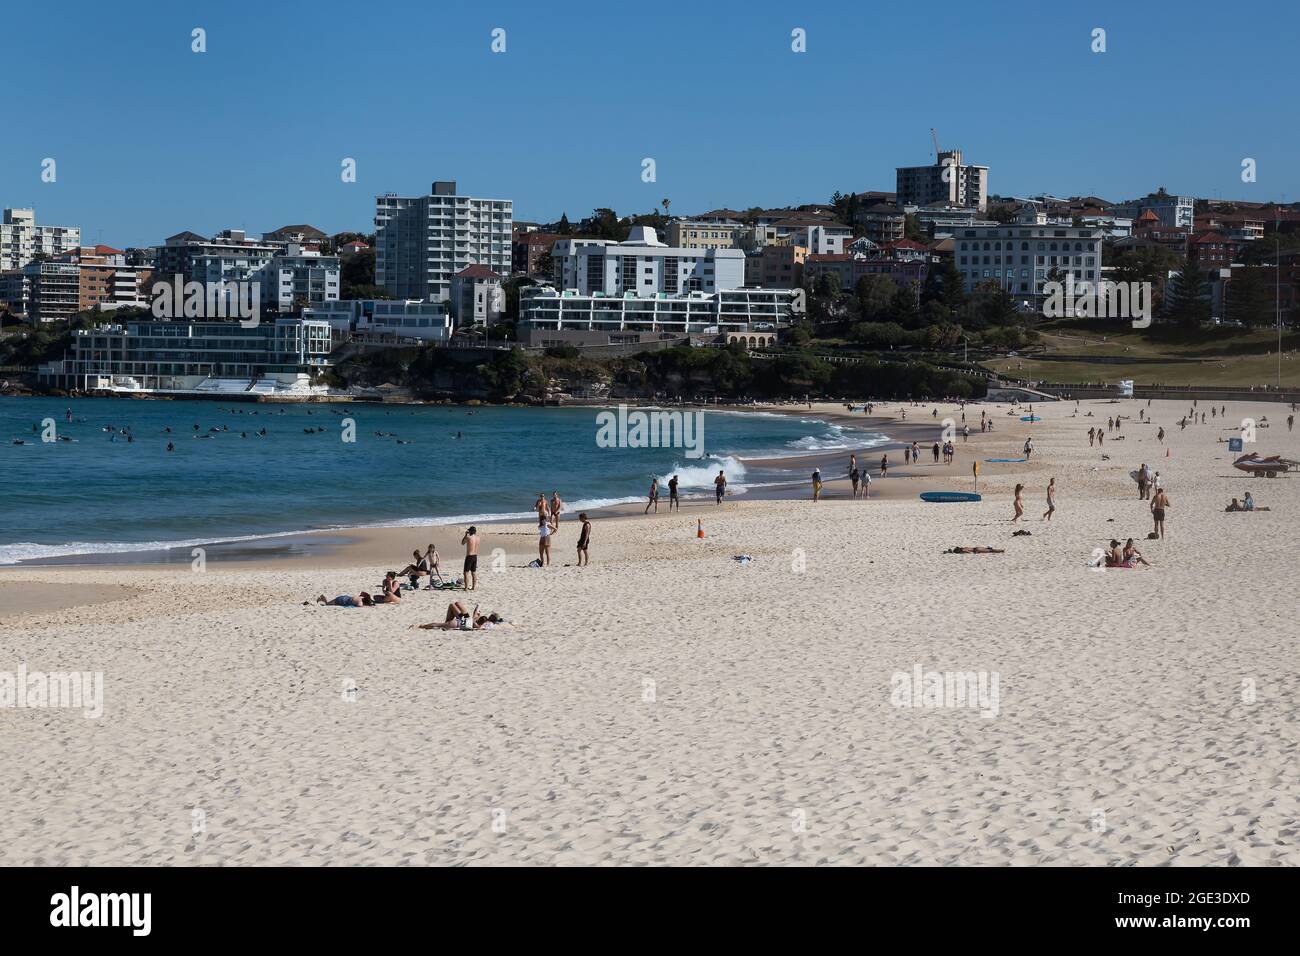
[38,318,334,395]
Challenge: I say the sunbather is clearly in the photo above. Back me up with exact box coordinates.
[372,571,402,604]
[313,593,374,607]
[411,602,506,630]
[943,546,1005,554]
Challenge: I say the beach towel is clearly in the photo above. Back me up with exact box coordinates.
[732,554,753,565]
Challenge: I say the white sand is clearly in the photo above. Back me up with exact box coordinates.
[1,399,1296,865]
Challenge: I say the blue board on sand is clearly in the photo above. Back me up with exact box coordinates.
[984,457,1028,463]
[1020,416,1041,422]
[919,492,983,503]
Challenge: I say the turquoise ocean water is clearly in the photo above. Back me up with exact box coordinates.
[0,397,887,564]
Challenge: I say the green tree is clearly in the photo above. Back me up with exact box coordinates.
[855,274,896,321]
[1164,258,1210,328]
[1226,266,1271,327]
[890,282,921,329]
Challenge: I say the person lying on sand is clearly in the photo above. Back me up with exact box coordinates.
[410,602,507,630]
[313,593,375,607]
[943,546,1006,554]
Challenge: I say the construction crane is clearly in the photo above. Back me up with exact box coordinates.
[930,128,941,160]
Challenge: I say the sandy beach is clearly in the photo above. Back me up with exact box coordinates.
[1,398,1296,866]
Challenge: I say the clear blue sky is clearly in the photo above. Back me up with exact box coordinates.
[4,0,1296,248]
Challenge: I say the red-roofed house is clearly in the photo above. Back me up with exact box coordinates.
[1188,231,1240,269]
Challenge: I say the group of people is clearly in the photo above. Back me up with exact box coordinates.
[1011,478,1056,522]
[536,491,593,567]
[1100,538,1152,569]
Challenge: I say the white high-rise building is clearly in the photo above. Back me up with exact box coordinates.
[374,180,512,302]
[1,208,81,271]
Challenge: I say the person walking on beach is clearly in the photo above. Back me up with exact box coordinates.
[849,463,860,499]
[714,470,726,503]
[1012,483,1025,522]
[1043,478,1056,521]
[461,527,480,591]
[576,512,592,566]
[911,441,920,463]
[1157,427,1165,443]
[932,442,940,463]
[668,474,680,510]
[1137,463,1150,500]
[1088,427,1096,446]
[904,445,911,465]
[1151,487,1170,539]
[860,468,871,499]
[1023,437,1034,459]
[812,468,823,502]
[644,477,659,514]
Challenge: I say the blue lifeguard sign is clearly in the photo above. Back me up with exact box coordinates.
[1228,438,1243,452]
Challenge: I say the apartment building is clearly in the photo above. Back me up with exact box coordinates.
[511,230,563,276]
[518,286,796,346]
[4,260,82,322]
[896,150,989,211]
[953,221,1104,303]
[552,227,746,295]
[854,203,906,244]
[449,265,503,326]
[665,220,746,250]
[1109,194,1194,229]
[744,244,807,289]
[374,180,512,302]
[156,229,339,312]
[0,208,81,271]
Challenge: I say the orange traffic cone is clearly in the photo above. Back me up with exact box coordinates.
[697,519,705,539]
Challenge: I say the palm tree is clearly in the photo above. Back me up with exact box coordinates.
[661,198,671,218]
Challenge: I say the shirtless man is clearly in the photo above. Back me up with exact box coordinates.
[668,475,680,510]
[549,491,564,531]
[1150,488,1170,539]
[714,470,726,504]
[461,526,480,591]
[576,512,592,566]
[644,477,659,514]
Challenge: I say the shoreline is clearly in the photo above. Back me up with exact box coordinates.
[0,401,912,571]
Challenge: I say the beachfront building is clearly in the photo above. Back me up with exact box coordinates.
[153,229,339,313]
[374,180,513,303]
[1,260,81,323]
[804,247,929,293]
[258,244,341,312]
[517,285,796,347]
[37,318,335,395]
[0,208,81,271]
[551,227,746,295]
[896,150,989,212]
[304,299,452,343]
[74,248,153,311]
[953,221,1104,306]
[448,265,503,326]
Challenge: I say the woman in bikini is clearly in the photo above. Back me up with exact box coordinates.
[1012,483,1025,522]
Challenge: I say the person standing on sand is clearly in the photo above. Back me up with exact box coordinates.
[812,468,823,501]
[1151,487,1170,539]
[1137,464,1149,500]
[1043,478,1056,521]
[668,474,680,510]
[880,454,888,477]
[861,468,871,499]
[932,442,940,463]
[849,463,860,499]
[1012,483,1025,522]
[904,445,911,465]
[537,513,552,566]
[549,491,564,532]
[576,512,592,565]
[714,470,726,504]
[535,492,548,525]
[461,527,480,591]
[644,477,659,514]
